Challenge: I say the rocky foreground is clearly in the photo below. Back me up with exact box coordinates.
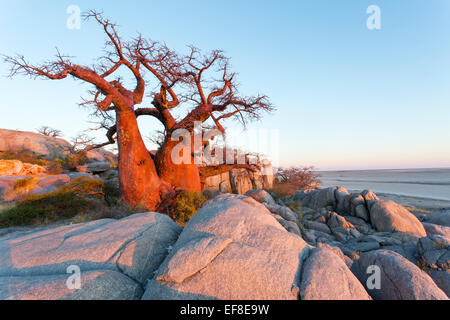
[0,187,448,300]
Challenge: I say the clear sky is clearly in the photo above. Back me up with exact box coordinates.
[0,0,449,170]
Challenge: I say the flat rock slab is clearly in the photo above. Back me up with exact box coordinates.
[0,212,182,299]
[0,129,72,161]
[299,248,371,300]
[351,250,448,300]
[143,194,310,300]
[0,270,143,300]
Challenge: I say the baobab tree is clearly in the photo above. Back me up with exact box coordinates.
[37,126,63,138]
[3,10,274,210]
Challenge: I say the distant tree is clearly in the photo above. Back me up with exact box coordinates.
[273,166,321,195]
[37,126,62,138]
[3,10,273,210]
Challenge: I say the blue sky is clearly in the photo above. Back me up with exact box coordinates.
[0,0,449,170]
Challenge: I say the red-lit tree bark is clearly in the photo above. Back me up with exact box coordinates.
[3,10,273,210]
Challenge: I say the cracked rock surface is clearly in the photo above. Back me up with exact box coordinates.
[143,194,310,300]
[0,212,181,300]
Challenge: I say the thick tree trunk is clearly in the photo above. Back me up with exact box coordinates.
[116,108,168,210]
[155,138,202,193]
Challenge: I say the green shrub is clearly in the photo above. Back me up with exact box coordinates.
[104,183,121,206]
[268,187,290,202]
[0,192,94,228]
[60,154,89,170]
[0,176,121,228]
[169,191,207,225]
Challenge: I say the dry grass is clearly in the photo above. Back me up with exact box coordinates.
[404,206,433,214]
[0,177,127,228]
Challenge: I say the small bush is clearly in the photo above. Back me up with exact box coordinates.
[0,151,47,166]
[14,177,35,190]
[272,166,321,196]
[0,151,66,174]
[104,183,121,206]
[45,162,64,175]
[169,191,207,225]
[59,154,89,171]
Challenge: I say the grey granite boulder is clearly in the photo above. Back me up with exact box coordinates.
[0,270,143,300]
[355,205,370,222]
[316,243,353,268]
[295,187,336,210]
[304,220,331,234]
[76,161,111,174]
[335,186,350,213]
[423,223,450,239]
[340,240,380,255]
[245,189,276,205]
[429,270,450,297]
[0,212,182,299]
[361,189,379,209]
[299,248,371,300]
[422,211,450,227]
[143,194,310,300]
[369,200,426,236]
[416,235,450,269]
[0,129,72,160]
[351,250,448,300]
[265,204,298,222]
[344,216,371,233]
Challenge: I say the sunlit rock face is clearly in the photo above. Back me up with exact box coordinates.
[369,200,426,236]
[351,250,448,300]
[0,160,46,176]
[0,128,117,163]
[1,270,143,300]
[143,194,310,300]
[299,247,371,300]
[0,212,182,300]
[203,162,274,195]
[0,129,72,161]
